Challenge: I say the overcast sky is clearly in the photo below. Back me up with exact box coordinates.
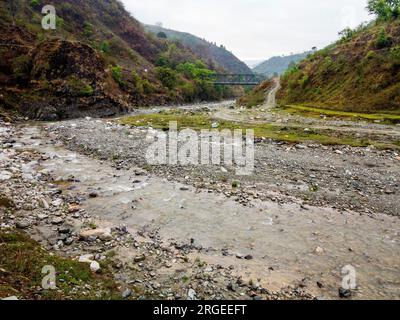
[121,0,373,61]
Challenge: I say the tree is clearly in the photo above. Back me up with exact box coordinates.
[156,67,178,89]
[157,32,167,39]
[367,0,400,20]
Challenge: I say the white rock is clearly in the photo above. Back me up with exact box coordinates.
[0,171,11,181]
[79,228,112,241]
[314,246,325,255]
[90,261,101,273]
[52,199,64,207]
[79,254,94,263]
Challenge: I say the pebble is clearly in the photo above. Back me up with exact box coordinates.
[16,220,30,229]
[339,288,352,299]
[51,217,64,225]
[314,246,325,255]
[122,288,132,299]
[90,261,101,273]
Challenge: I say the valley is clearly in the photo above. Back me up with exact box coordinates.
[1,0,400,303]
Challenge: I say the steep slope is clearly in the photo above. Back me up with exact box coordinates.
[0,0,231,120]
[277,19,400,113]
[145,25,253,74]
[253,51,312,77]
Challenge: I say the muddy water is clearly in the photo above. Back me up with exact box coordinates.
[17,124,400,300]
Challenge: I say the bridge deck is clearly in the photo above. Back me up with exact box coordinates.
[208,74,267,86]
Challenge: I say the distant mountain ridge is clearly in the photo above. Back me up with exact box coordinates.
[145,25,253,74]
[253,51,312,76]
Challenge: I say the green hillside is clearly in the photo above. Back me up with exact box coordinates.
[0,0,234,120]
[145,24,253,74]
[277,7,400,113]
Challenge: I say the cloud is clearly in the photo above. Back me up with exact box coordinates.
[121,0,372,60]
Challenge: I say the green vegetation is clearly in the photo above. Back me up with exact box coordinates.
[111,65,124,86]
[367,0,400,21]
[119,111,400,149]
[375,28,391,48]
[29,0,40,8]
[278,12,400,113]
[280,105,400,124]
[67,76,94,96]
[156,66,178,89]
[0,231,118,300]
[145,24,252,74]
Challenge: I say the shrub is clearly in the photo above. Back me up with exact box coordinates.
[83,23,94,38]
[366,50,377,59]
[157,32,167,39]
[376,28,391,49]
[156,67,178,89]
[67,76,94,96]
[143,79,156,94]
[12,55,31,79]
[131,70,144,95]
[100,41,110,54]
[30,0,40,8]
[111,65,124,86]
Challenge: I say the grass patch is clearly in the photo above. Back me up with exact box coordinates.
[119,112,399,149]
[280,105,400,124]
[0,231,119,300]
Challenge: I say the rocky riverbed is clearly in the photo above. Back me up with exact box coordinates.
[1,105,399,300]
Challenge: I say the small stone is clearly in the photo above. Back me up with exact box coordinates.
[79,228,112,241]
[68,204,80,213]
[89,192,99,198]
[90,261,101,273]
[339,288,352,299]
[37,213,48,220]
[187,288,196,300]
[244,255,254,260]
[314,246,325,255]
[227,282,236,292]
[64,238,74,246]
[0,171,12,181]
[122,289,132,299]
[134,255,146,263]
[58,226,72,234]
[51,217,64,225]
[51,199,63,207]
[16,220,30,229]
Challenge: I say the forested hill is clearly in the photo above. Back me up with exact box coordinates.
[145,24,253,74]
[0,0,234,121]
[253,51,312,76]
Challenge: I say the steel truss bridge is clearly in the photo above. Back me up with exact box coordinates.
[207,74,267,86]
